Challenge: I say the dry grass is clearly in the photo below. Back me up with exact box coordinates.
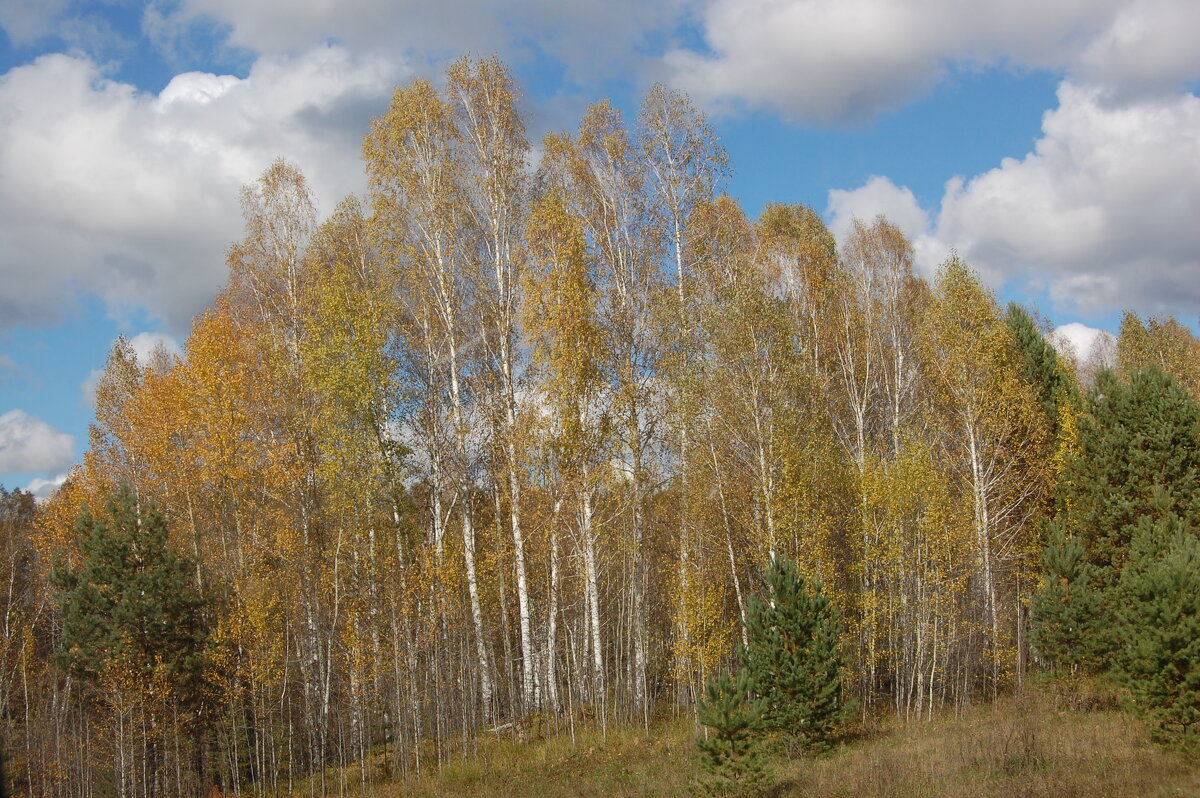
[367,719,698,798]
[781,689,1200,797]
[330,687,1200,797]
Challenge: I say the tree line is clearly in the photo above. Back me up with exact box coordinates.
[2,56,1198,796]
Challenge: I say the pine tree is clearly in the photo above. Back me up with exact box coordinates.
[1005,303,1076,431]
[1030,524,1107,673]
[51,485,212,715]
[1034,366,1200,714]
[695,668,768,796]
[1064,368,1200,595]
[741,556,846,751]
[1116,520,1200,747]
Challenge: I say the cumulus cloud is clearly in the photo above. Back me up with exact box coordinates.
[1074,0,1200,100]
[826,81,1200,318]
[179,0,506,58]
[127,331,182,363]
[7,0,1195,340]
[826,175,948,278]
[667,0,1200,124]
[935,82,1200,316]
[827,175,934,244]
[26,472,69,502]
[0,410,76,474]
[0,46,405,333]
[1051,323,1117,385]
[1051,322,1107,361]
[166,0,684,86]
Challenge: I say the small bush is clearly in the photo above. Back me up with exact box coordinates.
[742,556,847,751]
[696,669,769,795]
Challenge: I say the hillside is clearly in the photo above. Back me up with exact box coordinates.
[328,687,1200,797]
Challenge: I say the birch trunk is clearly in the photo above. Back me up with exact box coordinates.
[580,486,603,712]
[967,424,1000,696]
[446,318,493,715]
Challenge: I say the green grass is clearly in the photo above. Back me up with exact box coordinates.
[325,686,1200,797]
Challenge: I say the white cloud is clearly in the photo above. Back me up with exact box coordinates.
[933,82,1200,316]
[180,0,504,59]
[0,0,71,45]
[667,0,1200,124]
[1051,322,1106,361]
[7,1,1195,338]
[168,0,683,86]
[1074,0,1200,100]
[826,81,1200,318]
[826,175,933,253]
[80,370,103,410]
[26,472,69,502]
[824,175,949,279]
[127,331,182,363]
[0,46,405,333]
[0,410,76,474]
[1051,324,1117,383]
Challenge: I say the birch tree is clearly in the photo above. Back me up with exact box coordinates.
[364,77,496,719]
[539,102,666,721]
[524,191,609,715]
[921,258,1050,695]
[637,86,728,717]
[446,56,540,714]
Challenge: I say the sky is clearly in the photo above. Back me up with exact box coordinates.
[2,0,1199,498]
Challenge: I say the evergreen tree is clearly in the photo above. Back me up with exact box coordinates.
[1116,520,1200,747]
[1034,365,1200,722]
[1005,303,1076,431]
[1061,367,1200,595]
[1030,524,1107,672]
[741,556,846,750]
[695,669,768,796]
[51,485,212,716]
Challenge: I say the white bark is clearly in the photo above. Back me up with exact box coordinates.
[545,498,563,712]
[967,423,1000,695]
[580,486,603,709]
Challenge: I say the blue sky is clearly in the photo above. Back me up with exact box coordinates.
[2,0,1199,496]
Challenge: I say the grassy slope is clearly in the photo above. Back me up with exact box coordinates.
[349,688,1199,797]
[790,690,1199,798]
